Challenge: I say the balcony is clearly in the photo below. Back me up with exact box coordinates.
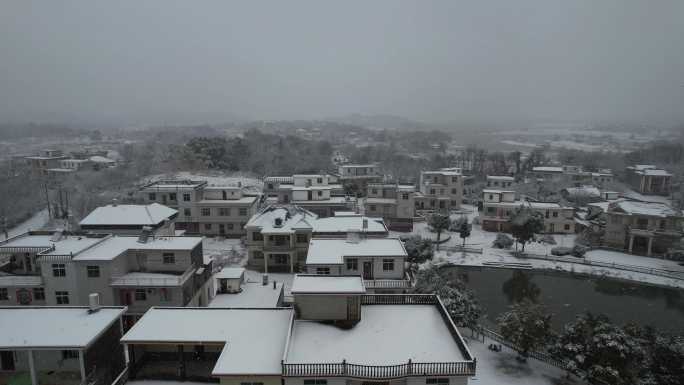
[282,361,476,379]
[110,267,195,287]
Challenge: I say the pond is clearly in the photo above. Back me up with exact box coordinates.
[447,266,684,334]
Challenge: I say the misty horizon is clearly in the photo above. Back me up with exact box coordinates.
[1,0,684,127]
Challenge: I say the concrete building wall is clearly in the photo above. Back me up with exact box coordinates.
[294,294,350,320]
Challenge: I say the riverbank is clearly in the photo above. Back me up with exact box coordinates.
[399,205,684,290]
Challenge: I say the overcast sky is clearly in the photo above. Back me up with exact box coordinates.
[1,0,683,126]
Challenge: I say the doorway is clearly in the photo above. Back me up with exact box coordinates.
[1,351,15,371]
[363,261,373,280]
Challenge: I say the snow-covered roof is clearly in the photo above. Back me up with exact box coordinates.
[641,169,672,176]
[121,307,293,375]
[313,216,387,234]
[215,267,245,280]
[365,197,400,205]
[532,166,564,173]
[141,180,206,190]
[72,235,202,261]
[209,281,283,308]
[487,175,515,181]
[333,211,358,217]
[263,176,295,184]
[291,275,366,294]
[89,155,116,163]
[245,205,317,233]
[306,238,406,265]
[562,186,601,197]
[79,203,177,227]
[285,305,466,365]
[0,233,108,256]
[609,200,681,218]
[197,196,258,205]
[482,189,515,194]
[0,306,126,349]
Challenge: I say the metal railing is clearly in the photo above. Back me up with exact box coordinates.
[110,266,195,287]
[363,279,412,290]
[516,252,684,281]
[0,275,43,286]
[282,360,476,378]
[361,294,436,305]
[470,325,567,369]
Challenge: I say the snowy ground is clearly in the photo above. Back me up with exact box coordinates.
[393,205,684,289]
[4,208,49,240]
[465,336,583,385]
[202,237,246,268]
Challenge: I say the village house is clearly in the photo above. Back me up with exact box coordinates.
[245,206,388,272]
[625,165,673,196]
[415,168,464,212]
[365,182,416,231]
[140,179,260,236]
[263,174,354,217]
[119,277,476,384]
[336,163,383,194]
[480,189,575,233]
[0,304,127,385]
[304,236,411,292]
[25,150,68,176]
[486,175,515,189]
[79,202,178,235]
[603,200,683,257]
[0,231,213,327]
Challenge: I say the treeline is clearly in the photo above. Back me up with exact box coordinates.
[0,123,89,140]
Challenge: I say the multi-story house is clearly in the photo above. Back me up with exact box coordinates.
[365,183,416,231]
[625,165,673,196]
[604,200,683,256]
[0,305,127,385]
[480,189,575,233]
[245,206,389,272]
[532,165,614,188]
[0,231,213,327]
[415,168,464,212]
[140,179,260,236]
[79,202,178,235]
[263,174,353,217]
[486,175,515,189]
[25,150,68,176]
[304,236,411,292]
[120,276,476,384]
[531,166,564,181]
[337,163,383,194]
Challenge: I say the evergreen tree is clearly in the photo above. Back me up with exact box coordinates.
[413,266,482,326]
[509,205,545,253]
[497,299,553,361]
[428,213,451,250]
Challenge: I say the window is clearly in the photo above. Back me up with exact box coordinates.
[183,193,191,201]
[0,288,7,300]
[274,255,288,264]
[451,188,457,194]
[346,258,358,271]
[169,193,177,201]
[52,263,66,277]
[317,190,323,197]
[239,208,248,216]
[56,291,69,304]
[296,234,308,243]
[204,223,212,230]
[451,177,458,182]
[372,188,378,194]
[61,350,79,360]
[135,289,146,301]
[86,265,100,278]
[33,288,45,300]
[552,211,558,218]
[267,183,274,190]
[148,193,156,201]
[382,259,394,271]
[402,193,409,200]
[426,379,449,385]
[219,208,230,216]
[304,380,326,385]
[369,205,376,211]
[227,223,234,230]
[163,253,175,264]
[488,194,493,200]
[564,224,571,230]
[430,189,436,195]
[184,208,191,217]
[201,208,211,216]
[252,232,263,241]
[317,178,323,183]
[316,267,331,275]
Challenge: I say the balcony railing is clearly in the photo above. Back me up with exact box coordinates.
[282,360,476,379]
[360,294,436,305]
[363,279,412,290]
[110,267,195,287]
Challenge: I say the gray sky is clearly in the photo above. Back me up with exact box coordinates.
[1,0,683,126]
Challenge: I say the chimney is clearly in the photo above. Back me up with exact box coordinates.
[88,293,101,313]
[262,274,269,286]
[111,198,118,207]
[274,217,283,227]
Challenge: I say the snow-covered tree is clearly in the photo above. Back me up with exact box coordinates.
[457,217,471,247]
[413,265,482,326]
[428,213,451,250]
[401,236,434,269]
[492,233,514,249]
[509,206,545,253]
[551,313,644,385]
[497,299,553,361]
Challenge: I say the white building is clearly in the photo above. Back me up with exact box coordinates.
[416,168,464,212]
[263,174,354,217]
[365,183,416,231]
[480,189,575,234]
[79,202,178,235]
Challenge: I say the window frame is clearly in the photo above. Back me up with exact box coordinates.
[33,288,45,300]
[346,258,358,271]
[86,265,100,278]
[163,253,175,264]
[135,289,147,301]
[55,291,70,305]
[183,193,191,202]
[316,267,331,275]
[52,263,66,277]
[0,288,8,300]
[382,258,394,271]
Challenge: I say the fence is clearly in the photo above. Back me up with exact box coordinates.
[517,252,684,281]
[282,361,476,378]
[360,294,436,305]
[443,245,484,254]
